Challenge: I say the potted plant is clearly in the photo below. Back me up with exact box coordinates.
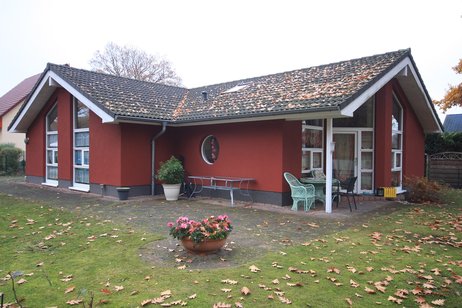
[156,156,184,201]
[167,215,233,253]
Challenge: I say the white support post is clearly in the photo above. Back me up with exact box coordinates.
[325,118,333,214]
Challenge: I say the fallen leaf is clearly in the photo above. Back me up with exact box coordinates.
[387,296,402,304]
[66,299,83,305]
[16,278,27,285]
[241,286,251,295]
[345,298,353,306]
[249,265,260,273]
[64,286,75,294]
[221,288,232,293]
[431,299,445,306]
[189,294,197,299]
[114,285,124,292]
[350,279,360,288]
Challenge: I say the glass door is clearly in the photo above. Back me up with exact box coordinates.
[333,130,374,194]
[333,132,357,185]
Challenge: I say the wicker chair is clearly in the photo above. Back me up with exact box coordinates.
[284,172,316,211]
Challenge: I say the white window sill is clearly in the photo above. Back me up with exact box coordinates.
[42,182,58,187]
[69,186,90,193]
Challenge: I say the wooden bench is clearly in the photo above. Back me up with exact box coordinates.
[188,176,255,205]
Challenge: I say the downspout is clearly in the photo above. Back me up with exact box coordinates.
[151,122,167,195]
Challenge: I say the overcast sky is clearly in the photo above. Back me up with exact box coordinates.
[1,0,461,120]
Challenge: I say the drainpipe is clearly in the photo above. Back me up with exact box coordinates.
[151,122,167,195]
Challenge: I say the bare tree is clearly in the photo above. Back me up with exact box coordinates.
[89,42,182,86]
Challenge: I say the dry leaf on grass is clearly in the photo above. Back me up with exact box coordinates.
[64,286,75,294]
[240,286,251,295]
[249,265,260,273]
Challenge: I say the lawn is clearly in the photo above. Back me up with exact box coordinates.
[1,191,461,307]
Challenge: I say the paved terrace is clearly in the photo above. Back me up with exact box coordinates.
[0,177,407,269]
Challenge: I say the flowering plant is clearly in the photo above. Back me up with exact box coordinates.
[167,215,233,244]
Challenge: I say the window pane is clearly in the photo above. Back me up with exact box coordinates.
[83,151,89,165]
[392,97,402,131]
[75,132,89,147]
[302,128,322,148]
[304,119,323,127]
[392,133,401,149]
[312,152,322,168]
[391,171,401,187]
[334,98,373,128]
[48,134,58,148]
[75,150,82,165]
[361,131,373,149]
[47,150,53,164]
[47,106,58,131]
[361,152,373,169]
[201,135,219,164]
[361,172,373,190]
[396,152,401,168]
[75,168,89,184]
[75,101,89,129]
[54,151,58,164]
[47,166,58,180]
[302,151,311,172]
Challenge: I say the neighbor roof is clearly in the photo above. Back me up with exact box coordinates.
[443,114,462,132]
[9,49,443,133]
[0,73,40,116]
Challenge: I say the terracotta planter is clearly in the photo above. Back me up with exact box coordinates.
[180,237,226,254]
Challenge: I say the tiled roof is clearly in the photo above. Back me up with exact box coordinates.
[0,73,41,116]
[49,64,188,121]
[443,114,462,132]
[47,49,410,123]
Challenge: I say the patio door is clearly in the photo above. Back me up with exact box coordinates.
[333,130,374,193]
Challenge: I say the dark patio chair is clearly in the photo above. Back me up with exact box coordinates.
[340,176,358,212]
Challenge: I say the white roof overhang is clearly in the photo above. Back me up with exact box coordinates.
[9,71,115,133]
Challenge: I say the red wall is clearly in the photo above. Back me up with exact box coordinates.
[392,80,425,178]
[170,120,301,193]
[374,80,426,187]
[26,88,71,178]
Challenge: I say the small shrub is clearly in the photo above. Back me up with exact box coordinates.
[0,143,23,175]
[156,156,184,184]
[404,176,446,203]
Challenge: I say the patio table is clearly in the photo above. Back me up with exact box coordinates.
[188,176,255,206]
[300,177,340,205]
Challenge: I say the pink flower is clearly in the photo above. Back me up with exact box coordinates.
[180,223,188,229]
[167,222,174,227]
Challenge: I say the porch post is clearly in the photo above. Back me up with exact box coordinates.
[325,118,333,213]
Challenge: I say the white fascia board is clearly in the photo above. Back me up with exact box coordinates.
[405,62,443,132]
[48,72,115,123]
[341,58,412,117]
[9,72,51,132]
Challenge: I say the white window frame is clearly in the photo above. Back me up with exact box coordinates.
[391,93,403,191]
[71,98,90,192]
[302,122,324,175]
[44,104,58,187]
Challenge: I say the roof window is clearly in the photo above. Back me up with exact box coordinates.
[223,84,249,93]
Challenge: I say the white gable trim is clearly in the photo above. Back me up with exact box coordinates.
[47,72,114,123]
[9,71,115,133]
[341,57,413,117]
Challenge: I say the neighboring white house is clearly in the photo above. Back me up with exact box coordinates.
[0,73,40,151]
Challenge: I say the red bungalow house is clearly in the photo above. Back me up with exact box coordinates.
[9,49,442,212]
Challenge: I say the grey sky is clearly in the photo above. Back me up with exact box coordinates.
[1,0,461,119]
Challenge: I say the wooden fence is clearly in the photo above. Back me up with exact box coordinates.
[427,152,462,188]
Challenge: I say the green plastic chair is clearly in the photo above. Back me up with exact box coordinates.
[283,172,316,211]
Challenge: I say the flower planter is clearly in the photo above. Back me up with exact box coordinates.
[116,187,130,200]
[180,237,227,254]
[162,183,181,201]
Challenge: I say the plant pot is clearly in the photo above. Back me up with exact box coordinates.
[180,238,227,254]
[162,183,181,201]
[116,187,130,200]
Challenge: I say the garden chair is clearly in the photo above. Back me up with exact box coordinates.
[283,172,315,211]
[339,176,358,212]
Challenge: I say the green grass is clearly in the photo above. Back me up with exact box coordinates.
[1,192,461,307]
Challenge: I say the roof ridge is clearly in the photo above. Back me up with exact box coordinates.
[46,63,188,91]
[190,49,411,91]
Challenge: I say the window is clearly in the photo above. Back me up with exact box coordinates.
[391,94,403,188]
[73,98,90,189]
[333,98,374,128]
[201,135,219,164]
[302,120,323,174]
[45,104,58,185]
